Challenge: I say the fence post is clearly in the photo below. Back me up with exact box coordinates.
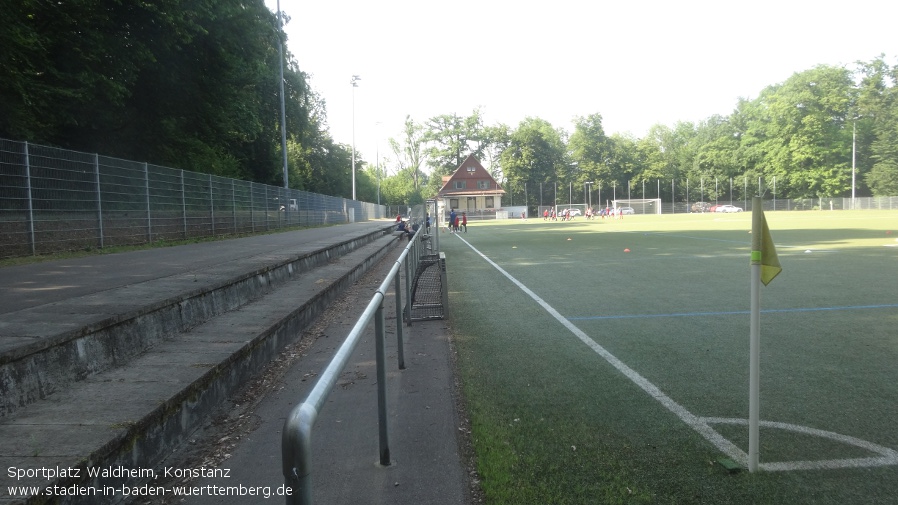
[393,266,405,370]
[279,187,284,229]
[250,182,255,233]
[181,170,187,239]
[232,179,237,234]
[374,303,392,466]
[265,185,269,231]
[282,404,314,505]
[94,154,104,249]
[24,142,35,256]
[404,254,412,327]
[209,174,215,236]
[145,162,152,243]
[433,200,439,253]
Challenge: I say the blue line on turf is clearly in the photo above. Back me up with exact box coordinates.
[568,303,898,321]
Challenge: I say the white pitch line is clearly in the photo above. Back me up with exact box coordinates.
[453,233,898,472]
[702,418,898,471]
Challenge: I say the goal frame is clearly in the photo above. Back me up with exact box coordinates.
[553,203,589,214]
[611,198,662,215]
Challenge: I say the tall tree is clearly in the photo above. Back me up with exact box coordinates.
[424,110,489,173]
[389,115,427,192]
[1,0,323,188]
[569,114,612,186]
[481,123,512,180]
[737,65,854,198]
[857,56,898,196]
[499,118,568,208]
[0,0,192,145]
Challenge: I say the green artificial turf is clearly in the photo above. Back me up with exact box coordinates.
[444,211,898,504]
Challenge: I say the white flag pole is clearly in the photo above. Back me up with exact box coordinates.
[748,196,763,472]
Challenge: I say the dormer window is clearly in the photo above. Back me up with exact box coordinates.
[467,166,476,172]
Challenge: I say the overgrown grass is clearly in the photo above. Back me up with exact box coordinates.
[445,211,898,504]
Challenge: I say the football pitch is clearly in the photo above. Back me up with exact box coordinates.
[441,211,898,504]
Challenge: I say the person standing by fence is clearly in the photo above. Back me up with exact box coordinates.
[462,212,467,233]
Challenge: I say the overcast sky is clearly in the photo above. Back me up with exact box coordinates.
[265,0,896,172]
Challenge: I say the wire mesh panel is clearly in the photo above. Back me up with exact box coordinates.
[232,179,254,235]
[249,182,268,232]
[408,253,446,321]
[854,196,897,210]
[211,174,235,237]
[146,164,188,241]
[98,156,151,247]
[181,171,211,238]
[28,144,102,254]
[0,140,30,256]
[296,189,314,227]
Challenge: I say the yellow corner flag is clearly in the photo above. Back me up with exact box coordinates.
[750,197,781,285]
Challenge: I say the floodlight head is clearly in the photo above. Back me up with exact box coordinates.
[351,75,361,86]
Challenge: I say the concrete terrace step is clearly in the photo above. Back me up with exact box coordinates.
[0,233,401,504]
[0,224,396,418]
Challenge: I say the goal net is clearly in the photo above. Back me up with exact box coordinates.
[553,203,589,216]
[611,199,662,215]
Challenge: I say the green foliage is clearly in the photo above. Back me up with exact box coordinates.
[500,117,569,207]
[424,109,489,173]
[389,115,427,193]
[864,58,898,195]
[568,114,612,184]
[379,167,425,206]
[0,0,346,196]
[865,160,898,194]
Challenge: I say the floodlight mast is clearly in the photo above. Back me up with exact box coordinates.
[852,121,856,209]
[351,75,361,201]
[277,0,288,188]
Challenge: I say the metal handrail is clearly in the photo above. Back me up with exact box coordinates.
[281,228,427,505]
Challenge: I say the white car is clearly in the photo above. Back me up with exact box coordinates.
[559,208,581,216]
[619,207,635,215]
[716,204,743,213]
[279,199,298,211]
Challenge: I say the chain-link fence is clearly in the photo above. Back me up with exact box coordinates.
[0,138,386,259]
[506,179,898,218]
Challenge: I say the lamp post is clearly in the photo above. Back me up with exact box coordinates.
[852,121,857,210]
[350,75,361,200]
[375,121,383,206]
[585,182,593,210]
[276,0,288,188]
